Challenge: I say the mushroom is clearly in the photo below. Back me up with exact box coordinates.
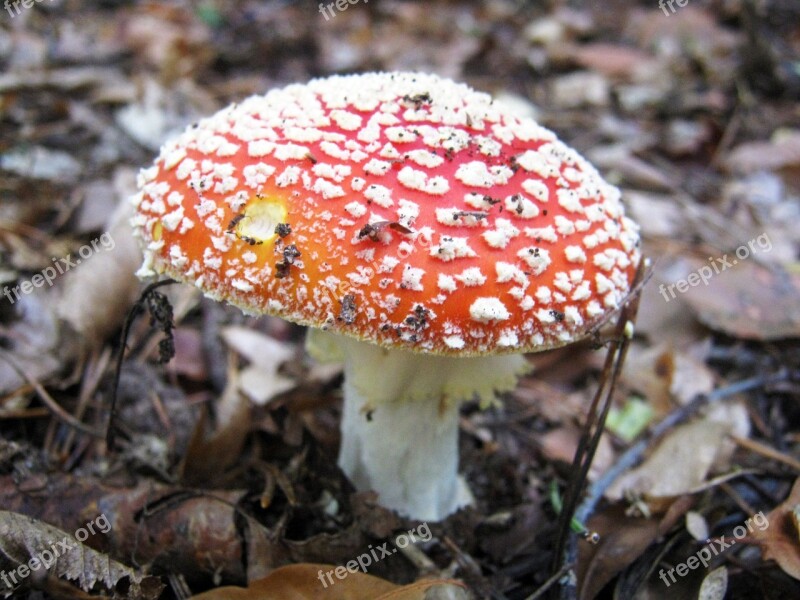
[131,72,641,520]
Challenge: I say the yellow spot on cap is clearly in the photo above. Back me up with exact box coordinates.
[236,197,288,245]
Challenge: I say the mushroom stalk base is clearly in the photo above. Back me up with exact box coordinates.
[339,374,471,521]
[307,330,529,521]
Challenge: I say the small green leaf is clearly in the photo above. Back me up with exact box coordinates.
[606,396,654,442]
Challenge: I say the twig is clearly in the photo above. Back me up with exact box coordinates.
[550,262,646,585]
[60,346,112,456]
[730,434,800,472]
[526,565,570,600]
[441,536,507,600]
[557,371,787,600]
[0,349,103,437]
[106,279,176,450]
[394,532,437,572]
[0,407,50,419]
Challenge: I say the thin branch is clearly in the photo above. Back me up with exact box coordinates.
[550,261,646,585]
[526,564,570,600]
[0,349,103,437]
[106,279,176,450]
[557,370,787,600]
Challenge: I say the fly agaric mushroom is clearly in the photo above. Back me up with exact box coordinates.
[131,72,641,520]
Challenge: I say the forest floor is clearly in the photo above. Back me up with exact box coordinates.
[1,1,800,598]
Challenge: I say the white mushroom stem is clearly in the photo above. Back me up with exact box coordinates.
[307,330,529,521]
[338,375,468,520]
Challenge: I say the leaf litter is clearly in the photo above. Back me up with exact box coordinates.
[1,0,800,598]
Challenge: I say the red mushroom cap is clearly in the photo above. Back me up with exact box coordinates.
[132,72,641,356]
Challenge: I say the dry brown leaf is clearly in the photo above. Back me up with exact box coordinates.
[169,327,208,381]
[189,563,468,600]
[121,3,213,80]
[620,343,675,415]
[747,478,800,580]
[539,427,614,481]
[725,130,800,175]
[221,326,296,405]
[665,258,800,340]
[0,294,71,397]
[605,413,743,501]
[539,426,580,466]
[579,517,659,600]
[0,511,161,598]
[56,178,143,346]
[635,276,702,348]
[0,474,246,584]
[578,498,693,600]
[620,342,715,414]
[624,191,685,238]
[670,349,716,405]
[0,181,142,395]
[180,361,251,486]
[568,43,657,80]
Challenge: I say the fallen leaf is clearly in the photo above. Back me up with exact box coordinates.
[606,397,654,442]
[635,275,702,348]
[725,130,800,175]
[686,510,709,541]
[618,340,715,413]
[747,478,800,580]
[0,511,161,598]
[605,415,740,501]
[568,43,657,80]
[620,344,675,415]
[221,326,296,405]
[189,563,468,600]
[56,180,143,346]
[180,361,251,485]
[624,191,686,238]
[539,427,614,481]
[698,566,728,600]
[0,293,71,397]
[670,349,716,405]
[0,474,247,584]
[169,327,208,381]
[578,498,693,600]
[0,146,82,183]
[660,257,800,340]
